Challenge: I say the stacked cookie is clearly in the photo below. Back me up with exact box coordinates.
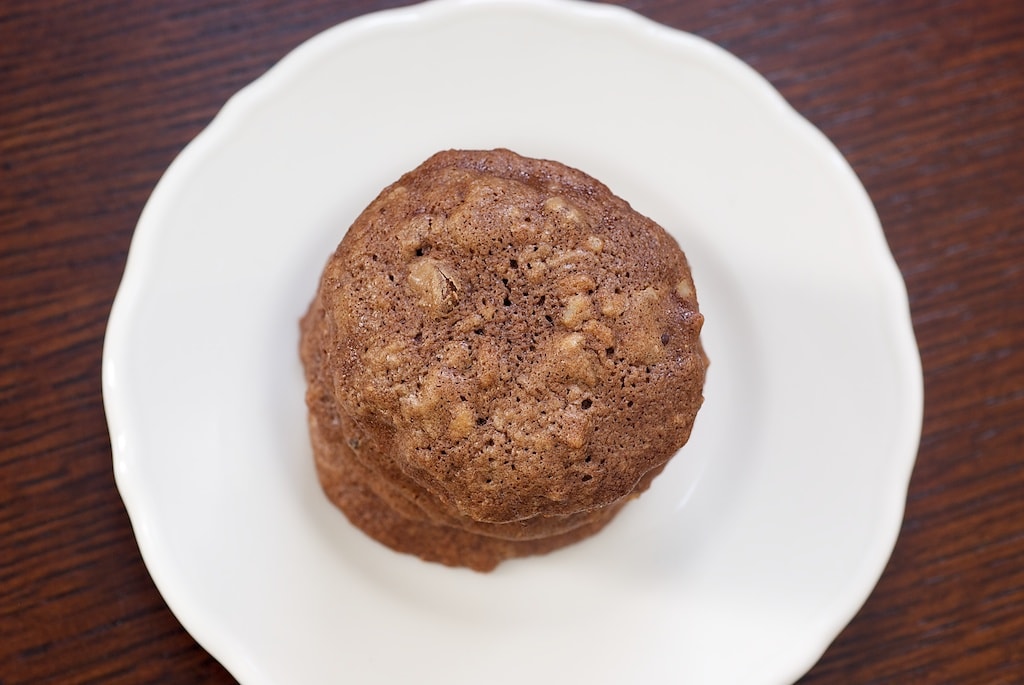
[300,149,707,571]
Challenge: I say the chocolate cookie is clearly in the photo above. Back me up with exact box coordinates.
[300,149,707,571]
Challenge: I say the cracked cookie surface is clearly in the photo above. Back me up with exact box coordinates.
[301,148,707,571]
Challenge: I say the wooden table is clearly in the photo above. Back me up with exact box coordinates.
[3,0,1021,682]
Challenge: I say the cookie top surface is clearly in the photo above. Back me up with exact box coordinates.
[315,149,706,523]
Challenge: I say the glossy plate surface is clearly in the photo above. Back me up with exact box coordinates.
[103,0,923,682]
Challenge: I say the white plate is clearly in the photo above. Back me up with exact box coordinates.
[103,0,923,683]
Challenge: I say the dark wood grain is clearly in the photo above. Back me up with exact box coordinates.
[2,0,1021,682]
